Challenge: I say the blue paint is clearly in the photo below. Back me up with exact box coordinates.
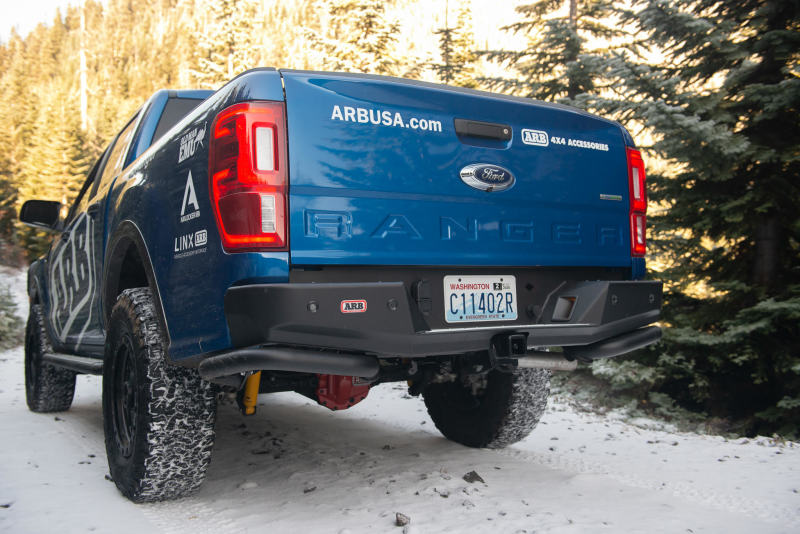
[631,257,647,280]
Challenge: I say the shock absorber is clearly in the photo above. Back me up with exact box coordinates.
[241,371,262,415]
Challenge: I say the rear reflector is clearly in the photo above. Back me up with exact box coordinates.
[260,193,276,233]
[209,102,287,252]
[627,147,647,257]
[631,213,646,256]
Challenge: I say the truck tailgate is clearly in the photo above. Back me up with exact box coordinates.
[281,70,631,268]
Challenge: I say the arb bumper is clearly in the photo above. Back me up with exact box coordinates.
[222,280,662,359]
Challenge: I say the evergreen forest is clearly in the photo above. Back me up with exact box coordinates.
[0,0,797,437]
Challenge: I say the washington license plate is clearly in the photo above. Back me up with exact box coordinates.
[444,275,517,323]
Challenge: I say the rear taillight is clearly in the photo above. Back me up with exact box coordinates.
[627,147,647,256]
[209,101,287,252]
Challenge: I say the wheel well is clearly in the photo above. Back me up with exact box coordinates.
[30,287,41,305]
[103,223,171,349]
[104,240,148,324]
[118,246,148,295]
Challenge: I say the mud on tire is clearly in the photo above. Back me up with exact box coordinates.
[103,288,217,502]
[25,304,76,412]
[423,367,550,449]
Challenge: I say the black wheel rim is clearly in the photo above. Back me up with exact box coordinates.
[112,334,138,459]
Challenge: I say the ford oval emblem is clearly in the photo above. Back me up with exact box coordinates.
[459,163,515,192]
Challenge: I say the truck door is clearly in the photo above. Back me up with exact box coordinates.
[47,113,139,354]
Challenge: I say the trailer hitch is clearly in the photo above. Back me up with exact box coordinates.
[489,333,528,373]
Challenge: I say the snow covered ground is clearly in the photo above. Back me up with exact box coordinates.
[1,267,798,534]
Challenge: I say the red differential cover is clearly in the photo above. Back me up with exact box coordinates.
[316,374,371,411]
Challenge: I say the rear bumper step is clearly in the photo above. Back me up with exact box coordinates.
[198,346,379,380]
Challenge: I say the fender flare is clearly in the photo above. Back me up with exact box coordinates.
[102,220,171,348]
[27,260,45,305]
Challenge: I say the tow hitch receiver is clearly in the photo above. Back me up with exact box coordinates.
[488,333,529,372]
[494,333,528,357]
[317,374,371,411]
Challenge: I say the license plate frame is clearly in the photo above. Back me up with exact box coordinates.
[443,275,518,323]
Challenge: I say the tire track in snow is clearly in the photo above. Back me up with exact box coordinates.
[43,376,241,534]
[494,444,800,529]
[141,497,239,534]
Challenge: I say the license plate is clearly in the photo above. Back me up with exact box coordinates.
[444,275,517,323]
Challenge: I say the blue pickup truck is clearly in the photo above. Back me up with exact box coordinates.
[19,68,662,502]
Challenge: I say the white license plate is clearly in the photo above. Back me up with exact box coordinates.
[444,275,517,323]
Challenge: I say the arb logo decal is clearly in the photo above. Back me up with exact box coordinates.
[521,129,549,147]
[341,299,367,313]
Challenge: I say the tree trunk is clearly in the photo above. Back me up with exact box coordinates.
[79,9,88,132]
[567,0,580,100]
[752,216,780,292]
[569,0,578,27]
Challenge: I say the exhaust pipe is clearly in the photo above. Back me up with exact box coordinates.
[516,353,577,372]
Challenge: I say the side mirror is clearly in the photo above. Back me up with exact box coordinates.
[19,200,63,231]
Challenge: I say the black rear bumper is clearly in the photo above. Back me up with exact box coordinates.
[224,279,663,358]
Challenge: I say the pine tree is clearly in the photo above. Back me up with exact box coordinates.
[483,0,628,104]
[0,39,18,239]
[37,96,93,206]
[308,0,403,76]
[430,2,479,88]
[0,283,22,350]
[261,0,323,70]
[589,0,800,436]
[0,32,42,252]
[14,89,90,260]
[191,0,261,89]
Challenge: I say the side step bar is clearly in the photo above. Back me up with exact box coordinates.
[198,346,380,381]
[42,352,103,375]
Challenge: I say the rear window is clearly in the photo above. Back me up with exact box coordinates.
[152,97,203,143]
[97,114,140,189]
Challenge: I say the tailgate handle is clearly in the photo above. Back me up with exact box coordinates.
[454,119,512,141]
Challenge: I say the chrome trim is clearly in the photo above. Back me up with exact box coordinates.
[422,323,592,335]
[459,163,516,192]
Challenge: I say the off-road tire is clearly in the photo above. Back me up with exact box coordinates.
[423,367,550,449]
[103,288,217,502]
[25,304,76,412]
